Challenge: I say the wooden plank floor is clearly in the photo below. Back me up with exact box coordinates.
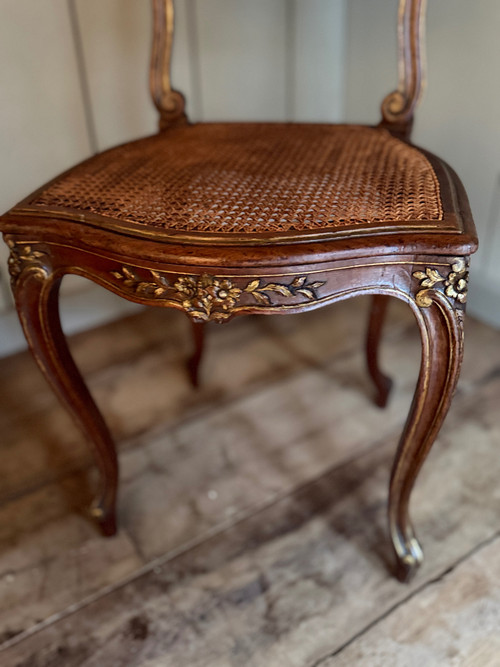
[1,297,500,666]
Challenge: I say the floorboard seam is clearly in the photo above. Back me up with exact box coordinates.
[0,310,418,508]
[309,527,500,666]
[0,332,387,507]
[0,430,394,655]
[0,354,321,507]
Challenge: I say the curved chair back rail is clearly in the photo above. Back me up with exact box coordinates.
[151,0,427,136]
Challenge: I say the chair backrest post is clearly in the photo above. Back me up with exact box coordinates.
[150,0,187,131]
[380,0,427,139]
[150,0,427,137]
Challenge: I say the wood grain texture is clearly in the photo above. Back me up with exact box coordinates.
[324,538,500,666]
[1,304,500,663]
[0,303,500,663]
[0,299,412,645]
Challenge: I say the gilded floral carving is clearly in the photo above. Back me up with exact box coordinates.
[444,258,468,304]
[6,238,50,286]
[174,275,242,321]
[112,268,325,322]
[413,257,468,308]
[110,266,170,298]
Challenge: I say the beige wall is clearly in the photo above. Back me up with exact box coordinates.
[0,0,90,315]
[10,2,496,347]
[345,0,500,326]
[0,0,346,355]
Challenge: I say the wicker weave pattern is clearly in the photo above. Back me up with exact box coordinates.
[29,124,443,235]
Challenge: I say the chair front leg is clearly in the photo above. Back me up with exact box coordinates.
[366,294,393,408]
[389,261,466,582]
[7,239,118,535]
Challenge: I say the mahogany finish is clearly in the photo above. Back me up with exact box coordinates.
[0,0,477,582]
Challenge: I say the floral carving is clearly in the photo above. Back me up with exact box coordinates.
[413,257,469,308]
[111,266,170,298]
[112,268,325,322]
[244,275,325,305]
[174,275,242,321]
[6,238,50,286]
[444,258,468,304]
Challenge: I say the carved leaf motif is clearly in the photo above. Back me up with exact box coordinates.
[151,270,170,287]
[122,267,136,281]
[261,283,293,297]
[413,268,444,288]
[189,310,209,322]
[423,268,444,287]
[211,312,232,322]
[251,291,271,305]
[6,240,50,285]
[111,268,325,320]
[291,276,307,288]
[245,279,261,293]
[413,257,469,308]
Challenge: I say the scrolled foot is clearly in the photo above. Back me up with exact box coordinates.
[393,536,424,583]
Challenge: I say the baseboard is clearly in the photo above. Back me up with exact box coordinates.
[0,283,143,358]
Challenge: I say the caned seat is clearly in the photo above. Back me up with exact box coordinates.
[0,0,477,583]
[23,123,446,241]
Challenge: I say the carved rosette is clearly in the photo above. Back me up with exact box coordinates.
[111,267,325,322]
[5,238,50,288]
[412,257,469,309]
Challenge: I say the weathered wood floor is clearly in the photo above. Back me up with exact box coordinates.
[1,297,500,666]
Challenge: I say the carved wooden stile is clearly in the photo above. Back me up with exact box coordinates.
[150,0,186,130]
[381,0,426,135]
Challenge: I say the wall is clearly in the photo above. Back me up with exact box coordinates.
[345,0,500,326]
[0,0,346,356]
[6,2,493,350]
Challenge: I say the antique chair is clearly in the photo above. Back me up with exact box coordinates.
[0,0,477,582]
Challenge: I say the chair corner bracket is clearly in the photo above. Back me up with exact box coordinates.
[412,256,469,310]
[5,236,52,290]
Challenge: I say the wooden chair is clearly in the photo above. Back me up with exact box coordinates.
[0,0,477,582]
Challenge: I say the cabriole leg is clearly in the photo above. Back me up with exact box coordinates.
[389,288,464,582]
[366,294,393,408]
[9,241,118,535]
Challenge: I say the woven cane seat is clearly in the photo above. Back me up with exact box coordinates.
[23,123,446,243]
